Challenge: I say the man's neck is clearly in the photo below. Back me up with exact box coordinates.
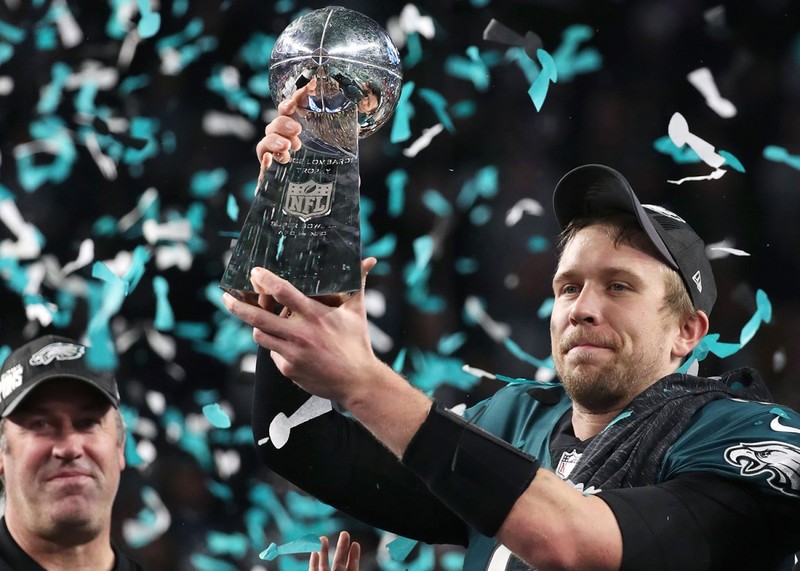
[570,404,626,441]
[5,514,115,571]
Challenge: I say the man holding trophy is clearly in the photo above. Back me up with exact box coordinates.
[223,6,800,571]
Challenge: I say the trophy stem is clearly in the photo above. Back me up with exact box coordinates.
[220,106,362,298]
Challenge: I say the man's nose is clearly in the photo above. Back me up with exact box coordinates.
[53,430,84,460]
[568,287,603,325]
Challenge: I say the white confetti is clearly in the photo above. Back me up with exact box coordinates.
[668,112,725,168]
[687,67,736,118]
[0,76,13,95]
[142,219,192,244]
[154,243,193,271]
[52,0,83,48]
[145,390,167,415]
[505,198,544,226]
[0,200,42,259]
[667,168,726,185]
[462,364,496,380]
[144,326,176,360]
[214,449,241,480]
[122,487,171,547]
[464,296,511,342]
[202,111,256,139]
[367,320,394,353]
[402,123,444,158]
[61,238,96,277]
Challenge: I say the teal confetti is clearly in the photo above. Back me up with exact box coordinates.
[503,337,553,369]
[207,531,249,558]
[0,20,26,44]
[0,346,11,368]
[387,536,418,562]
[153,276,175,331]
[260,533,322,561]
[527,235,549,253]
[391,347,407,372]
[241,33,276,69]
[536,297,554,319]
[123,245,152,294]
[421,189,452,217]
[225,194,239,222]
[678,289,773,373]
[409,351,480,392]
[719,150,745,172]
[770,407,790,419]
[203,403,232,428]
[437,332,467,355]
[456,166,498,210]
[285,490,337,519]
[529,48,557,111]
[190,554,239,571]
[450,100,477,119]
[552,24,602,81]
[417,87,455,132]
[120,405,145,468]
[86,266,126,370]
[206,479,233,501]
[763,145,800,170]
[174,321,211,340]
[37,62,71,114]
[440,551,466,571]
[469,204,492,225]
[404,31,423,68]
[386,169,408,217]
[191,168,229,198]
[454,257,479,274]
[654,136,702,163]
[161,406,213,470]
[739,289,771,346]
[16,117,77,192]
[602,410,632,432]
[363,233,397,258]
[136,0,161,38]
[390,81,416,143]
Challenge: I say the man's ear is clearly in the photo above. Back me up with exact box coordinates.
[672,310,709,359]
[118,430,126,471]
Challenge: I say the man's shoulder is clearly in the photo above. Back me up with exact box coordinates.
[662,393,800,498]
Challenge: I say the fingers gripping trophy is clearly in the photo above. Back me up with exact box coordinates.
[220,6,403,298]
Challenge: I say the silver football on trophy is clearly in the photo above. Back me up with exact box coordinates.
[269,6,403,137]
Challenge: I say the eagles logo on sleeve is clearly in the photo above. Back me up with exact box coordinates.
[724,441,800,498]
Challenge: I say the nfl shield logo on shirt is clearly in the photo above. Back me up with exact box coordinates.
[556,450,582,480]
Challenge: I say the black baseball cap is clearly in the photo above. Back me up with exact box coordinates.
[552,164,717,316]
[0,335,120,417]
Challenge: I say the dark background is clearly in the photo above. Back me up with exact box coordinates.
[1,1,799,569]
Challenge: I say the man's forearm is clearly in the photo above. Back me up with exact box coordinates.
[341,358,433,458]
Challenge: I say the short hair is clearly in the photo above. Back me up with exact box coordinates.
[557,212,696,323]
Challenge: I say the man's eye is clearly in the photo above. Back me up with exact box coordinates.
[76,418,101,430]
[610,283,628,292]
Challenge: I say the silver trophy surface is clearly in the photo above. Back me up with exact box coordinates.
[220,6,402,298]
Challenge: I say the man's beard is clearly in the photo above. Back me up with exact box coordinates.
[554,339,668,412]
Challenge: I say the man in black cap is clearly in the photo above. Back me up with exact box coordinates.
[0,335,142,570]
[225,96,800,571]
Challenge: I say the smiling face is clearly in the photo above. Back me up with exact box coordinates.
[0,379,125,545]
[550,223,693,412]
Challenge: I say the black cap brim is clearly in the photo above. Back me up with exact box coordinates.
[1,374,120,417]
[552,164,680,271]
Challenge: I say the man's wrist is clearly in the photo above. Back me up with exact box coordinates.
[402,402,540,537]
